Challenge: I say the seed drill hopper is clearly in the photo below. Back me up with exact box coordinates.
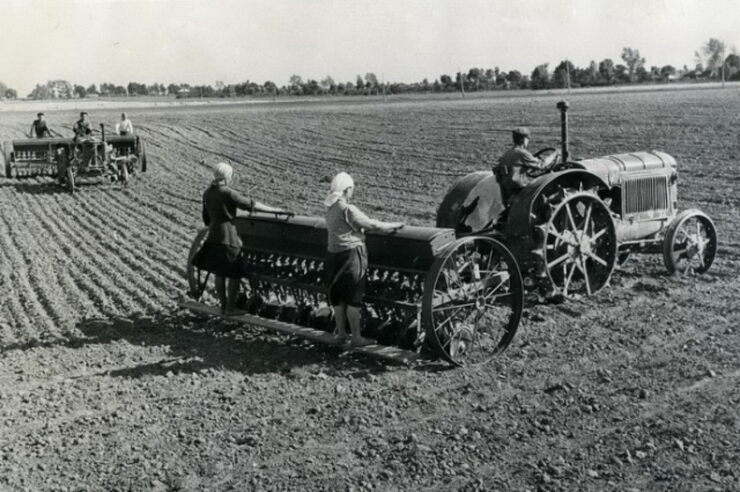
[182,214,524,366]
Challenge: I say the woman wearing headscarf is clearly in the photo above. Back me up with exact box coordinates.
[193,162,289,314]
[324,172,404,346]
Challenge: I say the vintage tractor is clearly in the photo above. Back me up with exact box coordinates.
[436,101,718,297]
[1,124,147,192]
[182,214,524,366]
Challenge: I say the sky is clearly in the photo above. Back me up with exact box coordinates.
[2,0,739,96]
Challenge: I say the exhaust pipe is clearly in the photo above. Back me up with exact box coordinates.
[556,100,569,162]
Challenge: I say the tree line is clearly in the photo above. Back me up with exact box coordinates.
[5,38,738,101]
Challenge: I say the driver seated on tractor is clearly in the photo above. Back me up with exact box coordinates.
[29,112,52,139]
[494,127,559,206]
[72,112,95,167]
[72,111,93,140]
[115,113,134,136]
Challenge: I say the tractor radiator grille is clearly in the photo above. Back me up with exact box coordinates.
[623,176,669,215]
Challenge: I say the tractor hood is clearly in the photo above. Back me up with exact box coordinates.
[571,151,677,187]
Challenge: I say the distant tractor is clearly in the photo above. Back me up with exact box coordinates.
[437,101,717,298]
[1,124,147,192]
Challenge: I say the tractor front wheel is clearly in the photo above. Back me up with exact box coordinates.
[663,209,717,275]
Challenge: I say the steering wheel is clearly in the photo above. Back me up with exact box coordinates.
[527,147,561,176]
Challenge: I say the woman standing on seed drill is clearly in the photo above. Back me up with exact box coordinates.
[193,162,289,314]
[325,172,404,346]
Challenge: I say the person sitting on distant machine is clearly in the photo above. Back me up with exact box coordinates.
[494,127,559,205]
[115,113,134,136]
[72,111,95,167]
[73,111,93,140]
[324,172,404,347]
[29,112,53,139]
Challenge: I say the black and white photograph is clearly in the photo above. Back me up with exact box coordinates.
[0,0,738,490]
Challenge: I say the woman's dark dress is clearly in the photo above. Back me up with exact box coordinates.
[192,183,254,279]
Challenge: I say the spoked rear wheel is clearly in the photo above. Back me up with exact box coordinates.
[663,209,717,275]
[538,188,617,297]
[423,236,523,366]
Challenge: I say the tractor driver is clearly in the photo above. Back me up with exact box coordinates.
[72,111,95,168]
[29,113,52,139]
[494,127,559,205]
[73,111,93,141]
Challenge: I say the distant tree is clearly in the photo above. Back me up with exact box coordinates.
[552,60,575,88]
[364,73,378,92]
[73,85,87,98]
[127,82,148,96]
[530,63,550,90]
[166,83,179,95]
[4,88,17,99]
[28,84,52,99]
[455,71,466,91]
[700,38,727,78]
[621,47,646,81]
[421,78,431,92]
[432,79,442,92]
[302,79,320,95]
[598,58,615,84]
[439,74,453,91]
[649,66,661,81]
[86,83,99,95]
[320,76,335,91]
[614,64,629,83]
[506,70,522,87]
[467,68,482,91]
[726,53,740,80]
[635,65,650,82]
[483,69,496,89]
[355,75,364,92]
[288,75,303,89]
[264,81,277,95]
[660,65,676,79]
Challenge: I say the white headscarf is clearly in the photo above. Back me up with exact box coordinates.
[324,171,354,208]
[212,162,233,184]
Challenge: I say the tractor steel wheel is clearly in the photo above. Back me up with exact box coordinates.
[663,209,717,275]
[536,188,617,297]
[423,236,523,366]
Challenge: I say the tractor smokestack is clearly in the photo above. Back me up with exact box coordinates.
[556,100,569,162]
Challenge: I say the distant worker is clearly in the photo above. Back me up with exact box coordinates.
[72,111,93,140]
[29,112,52,139]
[192,162,290,314]
[115,112,134,136]
[494,127,559,205]
[324,172,404,347]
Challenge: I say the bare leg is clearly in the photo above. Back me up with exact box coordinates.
[334,303,348,342]
[347,305,374,346]
[215,276,226,313]
[226,278,240,312]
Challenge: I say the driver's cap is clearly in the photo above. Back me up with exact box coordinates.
[513,126,531,137]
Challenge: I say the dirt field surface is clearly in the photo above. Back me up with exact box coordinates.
[0,88,738,491]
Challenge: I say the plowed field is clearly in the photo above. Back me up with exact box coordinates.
[0,88,738,491]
